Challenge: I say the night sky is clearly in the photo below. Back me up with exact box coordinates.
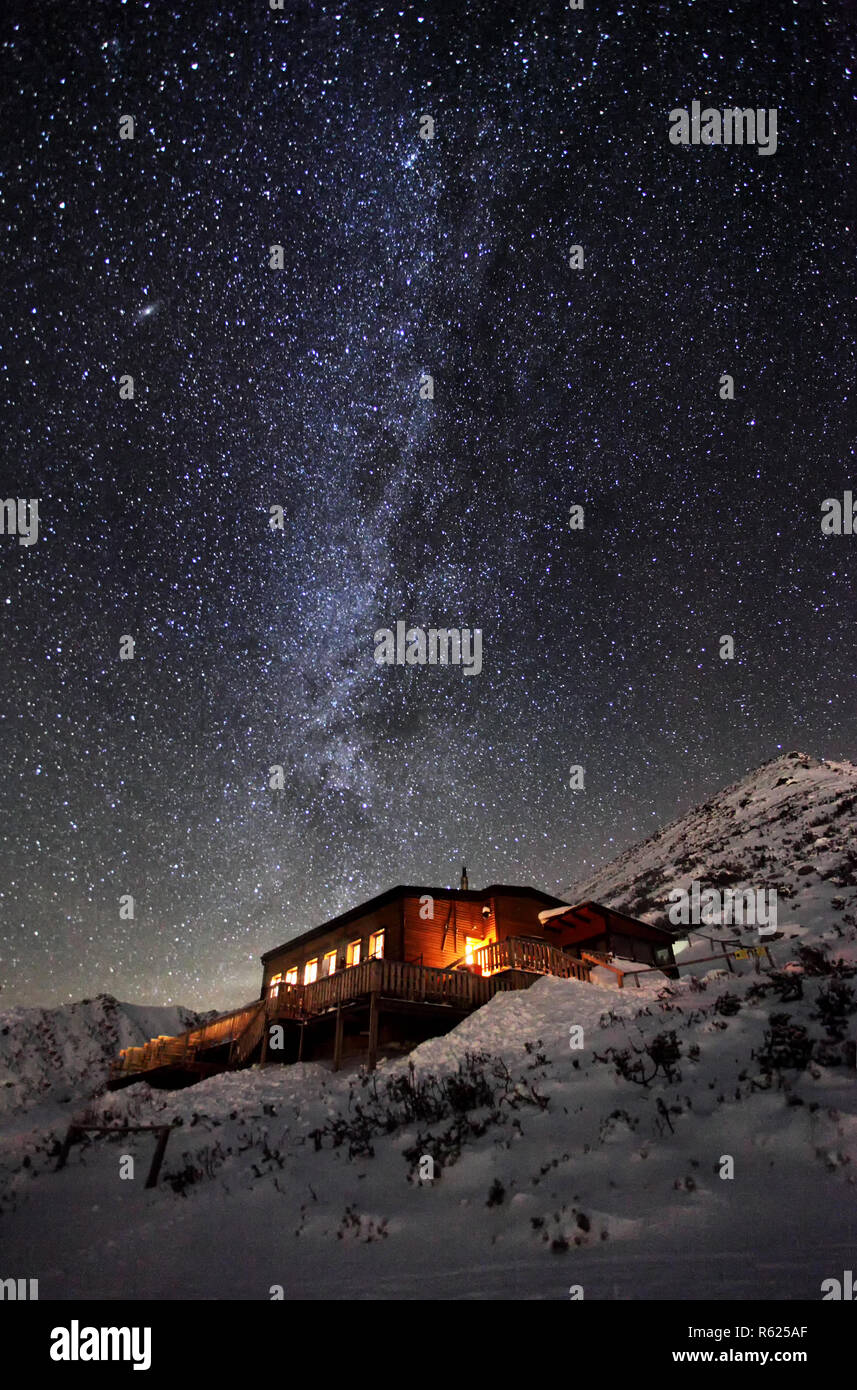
[1,0,855,1009]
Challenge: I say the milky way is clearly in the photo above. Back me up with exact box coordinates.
[1,1,855,1007]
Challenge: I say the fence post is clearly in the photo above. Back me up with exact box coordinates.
[146,1126,173,1189]
[55,1125,81,1171]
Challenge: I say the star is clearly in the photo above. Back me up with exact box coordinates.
[0,0,852,1010]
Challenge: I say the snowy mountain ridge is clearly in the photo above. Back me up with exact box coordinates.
[0,994,210,1118]
[571,751,857,944]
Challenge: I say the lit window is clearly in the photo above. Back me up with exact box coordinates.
[304,958,318,984]
[269,973,284,996]
[346,940,361,967]
[368,930,385,959]
[285,967,298,985]
[323,950,337,976]
[464,937,484,970]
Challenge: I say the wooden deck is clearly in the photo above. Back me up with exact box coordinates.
[107,938,593,1087]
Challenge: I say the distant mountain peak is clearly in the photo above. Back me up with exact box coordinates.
[570,753,857,937]
[0,995,208,1118]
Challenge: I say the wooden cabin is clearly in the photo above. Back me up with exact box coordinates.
[107,878,682,1089]
[259,881,570,996]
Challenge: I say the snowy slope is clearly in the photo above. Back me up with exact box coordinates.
[1,956,855,1299]
[0,994,209,1117]
[571,751,857,948]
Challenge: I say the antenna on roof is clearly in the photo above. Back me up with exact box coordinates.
[460,864,469,891]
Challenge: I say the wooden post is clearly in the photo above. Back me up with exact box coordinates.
[145,1126,172,1189]
[724,942,735,973]
[367,991,379,1072]
[260,1021,269,1065]
[333,1003,344,1073]
[55,1125,80,1171]
[297,1022,305,1063]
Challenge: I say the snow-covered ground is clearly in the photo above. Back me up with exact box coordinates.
[2,753,856,1300]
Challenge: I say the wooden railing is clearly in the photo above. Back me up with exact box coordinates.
[580,949,626,988]
[266,940,590,1020]
[469,937,592,983]
[112,1037,191,1077]
[229,1000,268,1066]
[110,1002,261,1079]
[185,1003,260,1052]
[110,937,593,1081]
[265,956,504,1017]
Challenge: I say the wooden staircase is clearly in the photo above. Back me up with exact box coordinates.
[228,999,268,1068]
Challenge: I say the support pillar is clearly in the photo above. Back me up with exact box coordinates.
[333,1004,343,1073]
[367,992,379,1072]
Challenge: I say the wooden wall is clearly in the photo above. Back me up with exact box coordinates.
[603,930,661,966]
[401,894,496,969]
[262,890,567,991]
[402,892,553,968]
[489,892,559,945]
[262,899,404,991]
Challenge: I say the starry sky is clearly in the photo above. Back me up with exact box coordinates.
[1,0,855,1009]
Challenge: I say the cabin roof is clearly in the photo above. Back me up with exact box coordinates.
[538,900,677,944]
[261,884,569,962]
